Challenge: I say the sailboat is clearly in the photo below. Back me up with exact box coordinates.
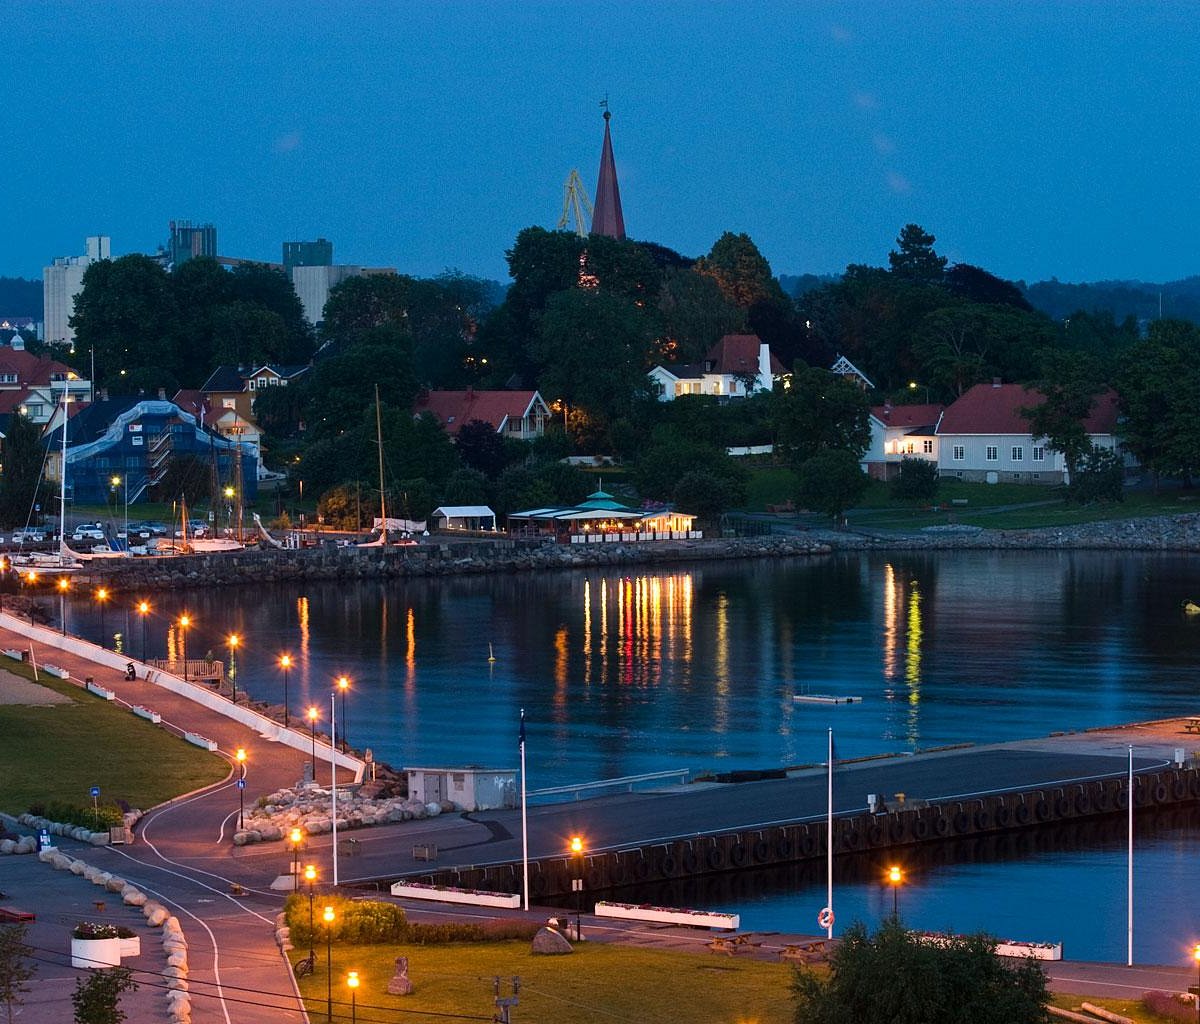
[12,386,81,574]
[176,498,244,554]
[358,384,392,547]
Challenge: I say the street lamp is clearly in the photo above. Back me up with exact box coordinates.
[235,748,246,830]
[279,654,292,727]
[179,614,191,682]
[887,865,903,917]
[95,587,109,647]
[223,484,235,538]
[347,971,359,1024]
[323,905,335,1021]
[908,380,930,403]
[336,676,350,752]
[307,706,319,781]
[110,474,127,547]
[227,634,240,703]
[290,827,304,887]
[137,601,150,661]
[57,577,69,635]
[569,835,585,941]
[304,865,317,963]
[1193,944,1200,1024]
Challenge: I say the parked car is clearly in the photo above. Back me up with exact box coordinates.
[11,530,46,544]
[140,521,169,536]
[72,527,105,541]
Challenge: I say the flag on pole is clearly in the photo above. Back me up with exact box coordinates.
[519,708,526,749]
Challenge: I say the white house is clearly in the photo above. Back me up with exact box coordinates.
[862,403,944,480]
[648,334,787,401]
[935,381,1122,484]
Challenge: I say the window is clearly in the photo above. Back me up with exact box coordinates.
[25,404,43,417]
[952,445,964,461]
[922,439,934,454]
[131,435,143,447]
[247,380,255,391]
[269,377,279,386]
[1032,446,1045,462]
[0,374,16,384]
[985,446,998,461]
[222,398,235,409]
[729,381,738,393]
[1011,446,1023,461]
[128,423,142,432]
[905,441,914,454]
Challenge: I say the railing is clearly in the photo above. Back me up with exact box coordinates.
[147,658,224,681]
[527,769,690,804]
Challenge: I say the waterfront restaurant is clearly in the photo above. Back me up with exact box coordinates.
[508,489,700,544]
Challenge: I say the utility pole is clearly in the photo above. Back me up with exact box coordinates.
[493,976,519,1024]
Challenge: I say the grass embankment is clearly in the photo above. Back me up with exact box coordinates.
[1049,993,1182,1024]
[295,941,796,1024]
[0,663,226,815]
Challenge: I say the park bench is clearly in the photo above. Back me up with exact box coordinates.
[0,907,35,922]
[708,933,761,956]
[1184,717,1200,734]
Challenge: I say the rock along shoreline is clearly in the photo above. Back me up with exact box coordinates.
[59,512,1200,590]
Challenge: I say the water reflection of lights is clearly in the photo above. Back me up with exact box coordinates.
[405,606,415,685]
[881,564,925,746]
[883,563,898,680]
[905,584,922,691]
[554,626,569,701]
[714,590,730,734]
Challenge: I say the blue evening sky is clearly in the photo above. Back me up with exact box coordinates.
[5,2,1198,285]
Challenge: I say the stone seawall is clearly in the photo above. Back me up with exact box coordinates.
[78,536,834,590]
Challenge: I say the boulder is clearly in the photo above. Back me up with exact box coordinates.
[0,839,14,855]
[15,836,36,855]
[146,905,169,927]
[69,859,87,875]
[105,876,126,893]
[88,832,110,846]
[167,950,187,968]
[123,889,147,907]
[531,926,574,955]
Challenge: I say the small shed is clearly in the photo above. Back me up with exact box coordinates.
[431,505,497,532]
[406,766,516,811]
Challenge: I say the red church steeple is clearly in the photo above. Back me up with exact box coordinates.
[591,105,626,240]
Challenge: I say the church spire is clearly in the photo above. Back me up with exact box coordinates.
[591,103,626,240]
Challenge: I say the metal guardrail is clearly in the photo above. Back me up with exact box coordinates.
[527,769,690,803]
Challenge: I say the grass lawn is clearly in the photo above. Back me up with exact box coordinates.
[0,663,227,815]
[1049,992,1179,1024]
[295,940,797,1024]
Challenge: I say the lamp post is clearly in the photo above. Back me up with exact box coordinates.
[336,676,349,753]
[304,865,316,962]
[57,577,69,635]
[1193,944,1200,1024]
[137,601,150,661]
[179,614,191,682]
[110,474,127,547]
[223,484,235,538]
[227,634,240,703]
[290,827,303,887]
[569,835,585,941]
[347,971,359,1024]
[236,748,246,830]
[887,865,903,918]
[908,380,930,404]
[307,706,319,781]
[323,905,335,1021]
[95,587,109,647]
[279,654,292,727]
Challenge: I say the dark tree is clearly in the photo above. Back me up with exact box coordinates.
[1023,350,1107,483]
[72,966,138,1024]
[771,364,871,470]
[0,413,45,529]
[888,224,947,283]
[455,420,507,479]
[793,918,1048,1024]
[890,457,939,501]
[944,263,1033,310]
[695,231,785,309]
[442,467,491,506]
[0,923,35,1024]
[795,449,869,522]
[321,274,413,337]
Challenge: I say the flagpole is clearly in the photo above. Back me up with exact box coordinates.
[826,727,833,940]
[520,708,529,912]
[332,690,339,887]
[1127,743,1133,966]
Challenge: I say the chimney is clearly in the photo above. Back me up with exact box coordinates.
[99,387,109,401]
[992,378,1002,388]
[883,401,892,420]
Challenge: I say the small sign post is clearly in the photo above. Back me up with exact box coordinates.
[90,786,100,831]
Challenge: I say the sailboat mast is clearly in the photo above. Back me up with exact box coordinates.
[59,385,68,553]
[375,384,387,531]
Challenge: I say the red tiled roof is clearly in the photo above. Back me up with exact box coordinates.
[413,390,541,436]
[0,349,76,386]
[705,334,787,375]
[172,389,217,427]
[937,383,1120,435]
[871,403,943,428]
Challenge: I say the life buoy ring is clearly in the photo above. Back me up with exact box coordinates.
[660,855,678,877]
[1172,777,1187,801]
[912,817,930,840]
[1035,799,1051,821]
[753,840,771,864]
[1015,802,1032,825]
[1074,790,1091,815]
[730,844,748,867]
[681,849,699,874]
[817,907,834,930]
[994,804,1011,828]
[933,815,950,836]
[952,811,970,834]
[776,837,794,859]
[707,846,725,871]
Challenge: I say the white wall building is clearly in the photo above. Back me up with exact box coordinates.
[43,236,110,345]
[648,334,787,401]
[291,265,397,325]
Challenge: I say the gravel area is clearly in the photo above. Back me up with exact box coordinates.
[0,667,71,705]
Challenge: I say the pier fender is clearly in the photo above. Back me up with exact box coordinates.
[1154,780,1169,804]
[1015,800,1032,825]
[1173,776,1188,801]
[633,856,651,881]
[952,809,971,835]
[681,846,700,875]
[1094,783,1112,812]
[1074,787,1091,815]
[933,813,950,837]
[776,834,794,860]
[1054,793,1071,818]
[532,871,548,897]
[659,853,678,878]
[799,830,817,857]
[609,857,628,886]
[912,816,931,840]
[1115,787,1129,811]
[993,801,1012,828]
[1034,797,1051,822]
[706,844,726,871]
[888,815,907,843]
[729,843,749,867]
[752,838,771,864]
[1189,772,1200,798]
[867,822,885,847]
[974,806,992,831]
[840,826,863,851]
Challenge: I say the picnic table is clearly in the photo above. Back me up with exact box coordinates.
[1184,717,1200,734]
[708,933,761,956]
[778,939,830,964]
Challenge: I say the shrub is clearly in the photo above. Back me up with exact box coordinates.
[1142,991,1195,1023]
[406,920,542,945]
[890,457,939,501]
[72,923,135,940]
[284,895,407,946]
[35,801,123,830]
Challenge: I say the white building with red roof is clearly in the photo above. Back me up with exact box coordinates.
[935,380,1123,484]
[0,345,91,426]
[863,402,944,480]
[648,334,788,401]
[413,389,550,439]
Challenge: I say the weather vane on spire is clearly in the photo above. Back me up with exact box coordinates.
[600,94,610,120]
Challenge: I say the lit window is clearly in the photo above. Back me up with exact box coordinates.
[1011,446,1023,461]
[905,441,915,454]
[952,445,964,461]
[222,398,235,409]
[985,446,998,461]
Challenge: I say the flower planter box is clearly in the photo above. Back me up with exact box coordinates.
[71,936,121,969]
[913,932,1062,961]
[118,935,141,958]
[86,681,115,700]
[594,901,739,930]
[3,649,23,661]
[389,881,520,909]
[184,731,218,751]
[44,664,70,680]
[132,705,161,724]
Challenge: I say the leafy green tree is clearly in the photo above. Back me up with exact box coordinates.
[72,966,138,1024]
[455,420,508,479]
[891,457,939,501]
[442,467,491,506]
[0,412,45,529]
[408,273,496,388]
[1023,350,1107,483]
[226,263,311,360]
[0,923,35,1024]
[771,365,871,470]
[316,483,370,529]
[211,301,289,367]
[674,469,745,520]
[321,274,413,337]
[888,223,947,283]
[1068,445,1124,504]
[632,428,746,504]
[534,460,590,505]
[793,918,1048,1024]
[495,464,555,516]
[796,449,869,522]
[695,231,785,309]
[656,267,747,364]
[943,263,1033,310]
[389,478,435,522]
